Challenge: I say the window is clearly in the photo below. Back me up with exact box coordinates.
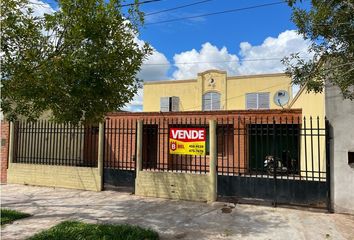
[203,92,221,111]
[246,92,270,109]
[160,96,179,112]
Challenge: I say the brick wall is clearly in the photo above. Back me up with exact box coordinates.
[105,109,302,173]
[1,122,9,183]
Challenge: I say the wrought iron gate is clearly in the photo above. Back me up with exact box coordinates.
[103,118,136,192]
[216,116,330,209]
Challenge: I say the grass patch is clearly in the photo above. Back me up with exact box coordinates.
[28,220,159,240]
[1,209,31,225]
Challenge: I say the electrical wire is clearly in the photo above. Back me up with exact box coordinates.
[145,1,286,25]
[141,56,313,66]
[145,0,213,16]
[121,0,162,7]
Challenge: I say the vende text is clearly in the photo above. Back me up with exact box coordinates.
[170,128,206,141]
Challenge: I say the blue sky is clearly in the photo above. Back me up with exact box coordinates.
[38,0,311,110]
[140,0,298,60]
[42,0,310,69]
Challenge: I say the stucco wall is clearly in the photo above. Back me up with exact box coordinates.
[325,84,354,214]
[226,74,292,110]
[143,71,292,112]
[290,88,326,179]
[8,163,101,191]
[135,171,212,202]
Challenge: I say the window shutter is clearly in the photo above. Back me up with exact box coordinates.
[160,97,170,112]
[170,96,179,112]
[203,92,221,111]
[258,93,270,109]
[203,94,212,111]
[211,92,221,110]
[246,93,257,109]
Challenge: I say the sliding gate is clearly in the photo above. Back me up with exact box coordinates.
[216,116,330,209]
[103,118,136,192]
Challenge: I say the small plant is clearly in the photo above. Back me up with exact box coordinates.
[28,220,159,240]
[1,209,31,225]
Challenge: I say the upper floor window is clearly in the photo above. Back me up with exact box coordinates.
[160,96,179,112]
[246,92,270,109]
[202,92,221,111]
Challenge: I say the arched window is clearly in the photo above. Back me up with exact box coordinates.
[202,92,221,111]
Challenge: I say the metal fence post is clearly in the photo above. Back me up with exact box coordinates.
[97,122,104,191]
[8,121,15,166]
[325,118,333,213]
[209,120,217,202]
[136,120,143,177]
[273,118,277,207]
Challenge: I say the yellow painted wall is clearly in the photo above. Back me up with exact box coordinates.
[289,87,326,179]
[226,74,292,110]
[143,71,292,112]
[144,80,201,112]
[8,163,101,191]
[135,171,212,202]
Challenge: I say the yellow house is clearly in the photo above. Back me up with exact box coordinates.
[143,70,294,112]
[143,69,326,180]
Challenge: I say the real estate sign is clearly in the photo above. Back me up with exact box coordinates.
[169,128,206,156]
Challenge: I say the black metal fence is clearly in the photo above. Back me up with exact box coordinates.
[216,116,327,181]
[103,118,137,190]
[13,120,98,167]
[104,118,136,170]
[215,116,329,208]
[142,117,210,173]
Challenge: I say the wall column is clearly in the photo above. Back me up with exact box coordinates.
[209,120,217,202]
[97,122,104,191]
[136,120,143,177]
[8,121,15,167]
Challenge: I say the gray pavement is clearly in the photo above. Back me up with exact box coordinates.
[1,184,354,240]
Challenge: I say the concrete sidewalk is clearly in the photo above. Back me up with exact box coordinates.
[1,184,353,240]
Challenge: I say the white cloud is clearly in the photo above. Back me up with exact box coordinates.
[237,30,312,75]
[127,39,170,111]
[134,37,170,81]
[127,49,170,111]
[128,30,313,111]
[172,42,240,79]
[27,0,55,17]
[24,3,311,111]
[122,88,143,112]
[138,50,170,81]
[171,30,312,80]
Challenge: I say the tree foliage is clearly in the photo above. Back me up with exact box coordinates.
[1,0,151,123]
[283,0,354,99]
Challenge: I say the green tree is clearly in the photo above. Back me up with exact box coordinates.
[283,0,354,99]
[1,0,151,123]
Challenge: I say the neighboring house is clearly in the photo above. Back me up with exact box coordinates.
[143,70,294,112]
[325,83,354,214]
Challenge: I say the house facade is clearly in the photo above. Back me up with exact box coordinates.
[143,70,295,112]
[143,69,326,179]
[1,69,334,211]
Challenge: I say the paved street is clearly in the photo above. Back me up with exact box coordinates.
[1,184,354,240]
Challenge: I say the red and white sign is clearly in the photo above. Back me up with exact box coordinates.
[169,128,206,156]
